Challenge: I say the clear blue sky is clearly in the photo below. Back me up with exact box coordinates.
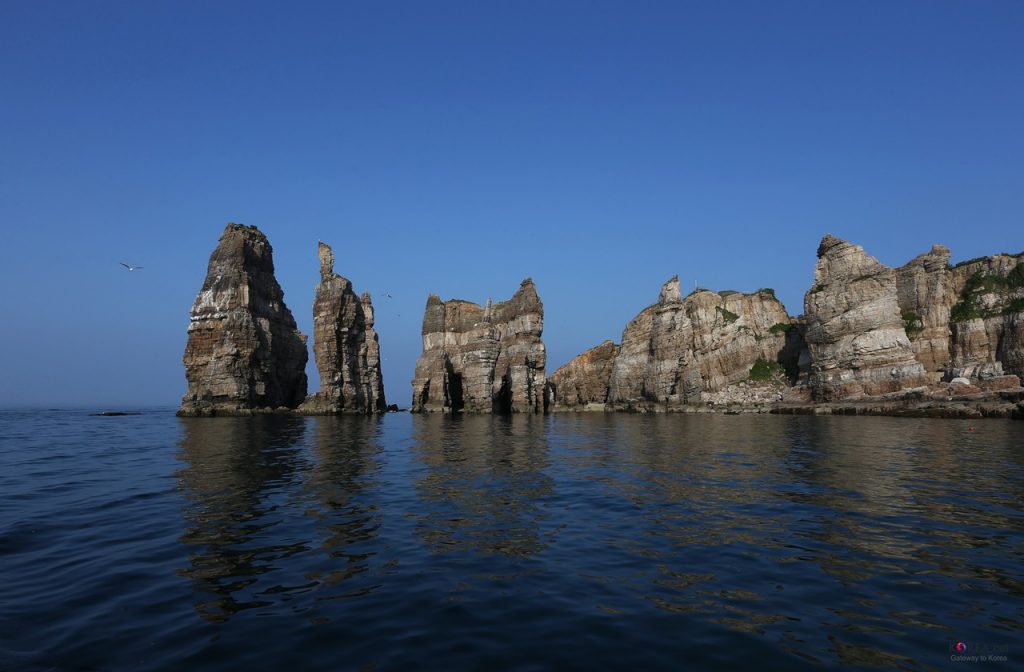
[2,1,1022,408]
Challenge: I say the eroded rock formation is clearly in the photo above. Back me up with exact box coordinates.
[895,247,1024,383]
[299,241,386,414]
[607,277,798,405]
[547,340,619,409]
[411,279,546,413]
[803,235,929,401]
[179,223,308,416]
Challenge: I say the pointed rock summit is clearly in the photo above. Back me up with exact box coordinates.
[299,241,386,414]
[411,279,546,413]
[178,223,308,416]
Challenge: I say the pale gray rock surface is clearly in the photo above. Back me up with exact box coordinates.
[606,277,798,406]
[804,235,930,401]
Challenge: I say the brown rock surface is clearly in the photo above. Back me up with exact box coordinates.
[299,241,385,414]
[547,340,619,408]
[803,235,929,401]
[179,224,308,416]
[411,279,546,413]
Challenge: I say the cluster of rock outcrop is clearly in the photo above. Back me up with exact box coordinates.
[548,235,1023,410]
[410,279,546,413]
[298,242,386,414]
[896,246,1024,383]
[179,224,309,416]
[179,225,1021,416]
[547,276,803,411]
[179,226,385,416]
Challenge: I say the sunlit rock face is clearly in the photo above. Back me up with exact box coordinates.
[606,277,797,406]
[803,235,929,401]
[551,277,800,410]
[179,223,308,416]
[411,279,546,413]
[894,244,1024,384]
[299,241,386,414]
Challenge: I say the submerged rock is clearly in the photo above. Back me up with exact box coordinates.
[299,241,386,414]
[179,224,308,416]
[411,279,546,413]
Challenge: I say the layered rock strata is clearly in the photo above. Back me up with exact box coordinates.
[547,340,619,409]
[411,279,546,413]
[299,241,386,414]
[803,235,929,401]
[179,224,308,416]
[895,247,1024,381]
[607,277,798,405]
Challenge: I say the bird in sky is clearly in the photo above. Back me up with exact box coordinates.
[120,263,143,272]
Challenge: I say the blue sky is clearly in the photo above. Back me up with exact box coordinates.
[1,1,1022,408]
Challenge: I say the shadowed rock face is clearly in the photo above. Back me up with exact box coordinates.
[607,277,797,405]
[299,241,386,414]
[547,340,619,408]
[411,279,546,413]
[804,235,929,401]
[179,224,308,416]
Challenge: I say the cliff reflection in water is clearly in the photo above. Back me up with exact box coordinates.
[175,416,385,623]
[410,414,555,558]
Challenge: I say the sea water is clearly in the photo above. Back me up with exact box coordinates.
[1,410,1021,670]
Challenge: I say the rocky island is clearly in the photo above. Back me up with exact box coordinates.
[178,226,386,416]
[298,241,386,414]
[177,225,1022,419]
[410,279,546,413]
[178,223,309,416]
[547,235,1024,420]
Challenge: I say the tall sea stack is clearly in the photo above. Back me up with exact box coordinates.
[178,223,308,416]
[299,241,386,414]
[411,279,546,413]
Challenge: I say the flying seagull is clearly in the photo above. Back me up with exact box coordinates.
[120,263,143,272]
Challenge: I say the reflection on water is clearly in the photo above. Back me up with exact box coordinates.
[176,416,310,622]
[410,414,555,557]
[160,412,1024,669]
[175,415,386,624]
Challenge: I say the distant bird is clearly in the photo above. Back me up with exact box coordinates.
[385,293,392,298]
[120,263,143,272]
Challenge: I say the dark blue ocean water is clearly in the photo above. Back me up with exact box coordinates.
[1,410,1021,671]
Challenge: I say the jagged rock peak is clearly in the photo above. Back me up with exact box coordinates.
[411,279,546,413]
[659,276,681,303]
[178,223,308,416]
[317,240,336,280]
[300,240,386,414]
